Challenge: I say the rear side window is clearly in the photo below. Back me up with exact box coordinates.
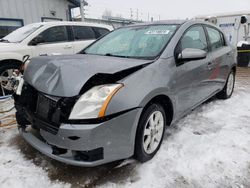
[206,27,224,51]
[38,26,68,43]
[180,26,208,51]
[73,26,95,40]
[92,27,110,38]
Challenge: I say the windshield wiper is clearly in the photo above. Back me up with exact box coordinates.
[0,39,10,43]
[104,53,130,58]
[104,53,152,60]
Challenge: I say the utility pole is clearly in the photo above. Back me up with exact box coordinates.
[130,8,133,20]
[136,9,139,21]
[80,0,86,21]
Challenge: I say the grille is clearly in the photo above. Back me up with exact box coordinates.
[35,93,61,134]
[17,83,76,135]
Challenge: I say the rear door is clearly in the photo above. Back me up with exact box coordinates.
[174,25,213,115]
[71,26,96,53]
[31,26,74,56]
[205,26,232,91]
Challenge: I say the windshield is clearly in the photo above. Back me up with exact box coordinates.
[2,23,43,43]
[83,24,178,59]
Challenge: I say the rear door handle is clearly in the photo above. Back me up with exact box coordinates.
[64,45,73,49]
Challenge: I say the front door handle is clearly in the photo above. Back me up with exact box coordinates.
[207,62,213,70]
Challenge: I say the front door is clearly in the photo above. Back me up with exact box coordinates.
[31,26,74,57]
[174,25,213,116]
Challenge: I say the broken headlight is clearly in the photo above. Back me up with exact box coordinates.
[69,84,123,120]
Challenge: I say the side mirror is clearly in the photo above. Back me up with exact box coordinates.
[241,15,247,24]
[29,36,44,46]
[178,48,207,62]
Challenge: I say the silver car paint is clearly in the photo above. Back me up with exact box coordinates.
[24,54,152,97]
[19,20,236,166]
[20,108,142,167]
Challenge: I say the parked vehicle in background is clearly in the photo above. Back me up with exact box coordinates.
[195,12,250,47]
[15,20,236,167]
[0,21,113,95]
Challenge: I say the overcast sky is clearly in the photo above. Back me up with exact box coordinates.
[73,0,250,21]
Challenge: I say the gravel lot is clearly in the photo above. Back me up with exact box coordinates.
[1,68,250,188]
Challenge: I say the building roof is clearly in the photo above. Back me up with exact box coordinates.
[68,0,88,7]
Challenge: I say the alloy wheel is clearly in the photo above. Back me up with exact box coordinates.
[143,111,164,154]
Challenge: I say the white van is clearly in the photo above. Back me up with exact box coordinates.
[0,21,113,95]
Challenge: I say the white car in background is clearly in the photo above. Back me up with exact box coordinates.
[0,21,113,95]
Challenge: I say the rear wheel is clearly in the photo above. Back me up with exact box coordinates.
[217,70,235,99]
[134,103,166,162]
[0,61,21,96]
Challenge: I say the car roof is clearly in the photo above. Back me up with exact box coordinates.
[26,21,113,30]
[123,20,187,28]
[121,19,219,29]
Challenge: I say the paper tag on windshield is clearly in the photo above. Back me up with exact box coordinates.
[145,30,170,35]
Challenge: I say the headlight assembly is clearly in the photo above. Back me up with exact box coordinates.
[69,84,124,120]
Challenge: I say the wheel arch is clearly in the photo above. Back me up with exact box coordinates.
[141,94,174,126]
[0,59,23,66]
[231,65,236,74]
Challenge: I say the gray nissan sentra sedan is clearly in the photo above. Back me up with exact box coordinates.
[14,20,236,167]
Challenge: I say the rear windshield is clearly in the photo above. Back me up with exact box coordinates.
[83,24,178,59]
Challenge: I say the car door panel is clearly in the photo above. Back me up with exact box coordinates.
[73,40,95,53]
[31,26,74,57]
[206,26,232,92]
[72,26,96,53]
[174,25,214,117]
[32,42,74,57]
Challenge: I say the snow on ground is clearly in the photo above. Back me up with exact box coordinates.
[1,69,250,188]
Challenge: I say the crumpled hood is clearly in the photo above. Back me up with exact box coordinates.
[24,54,152,97]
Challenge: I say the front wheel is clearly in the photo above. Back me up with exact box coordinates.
[217,70,235,99]
[134,103,166,162]
[0,62,21,96]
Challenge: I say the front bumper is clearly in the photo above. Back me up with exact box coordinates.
[19,108,142,167]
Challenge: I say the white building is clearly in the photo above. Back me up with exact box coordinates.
[0,0,87,38]
[196,11,250,47]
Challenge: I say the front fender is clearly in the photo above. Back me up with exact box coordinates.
[0,52,25,62]
[105,58,177,116]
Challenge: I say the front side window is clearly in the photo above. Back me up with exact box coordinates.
[83,25,178,59]
[38,26,68,43]
[206,27,224,51]
[73,26,95,40]
[180,26,208,52]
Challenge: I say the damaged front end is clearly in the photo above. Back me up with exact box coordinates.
[15,61,150,134]
[13,55,149,166]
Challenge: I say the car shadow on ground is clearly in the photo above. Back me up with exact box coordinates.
[9,134,138,188]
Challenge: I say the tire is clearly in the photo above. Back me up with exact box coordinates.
[217,70,235,99]
[134,103,166,163]
[0,61,21,96]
